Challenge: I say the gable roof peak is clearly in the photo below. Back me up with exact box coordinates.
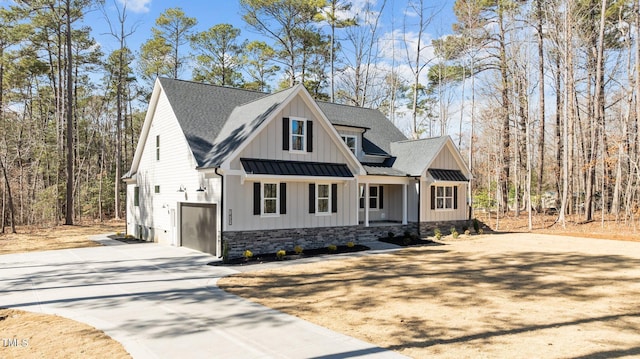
[158,77,268,96]
[393,135,449,144]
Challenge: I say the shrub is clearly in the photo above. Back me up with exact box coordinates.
[346,241,355,248]
[478,228,484,234]
[243,249,253,259]
[388,232,395,238]
[115,231,122,236]
[434,228,442,240]
[464,229,471,236]
[327,244,337,252]
[402,237,412,245]
[452,230,459,239]
[125,234,134,239]
[276,249,286,260]
[403,231,411,238]
[294,245,303,254]
[473,218,480,233]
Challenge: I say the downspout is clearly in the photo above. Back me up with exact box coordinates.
[215,168,224,258]
[414,176,421,236]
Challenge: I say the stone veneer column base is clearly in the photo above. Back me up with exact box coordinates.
[223,220,474,259]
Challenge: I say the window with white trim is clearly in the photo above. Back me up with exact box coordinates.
[134,186,139,206]
[359,185,382,209]
[156,135,160,161]
[262,183,279,215]
[436,186,454,210]
[317,184,330,214]
[369,186,379,209]
[341,135,357,154]
[291,118,306,151]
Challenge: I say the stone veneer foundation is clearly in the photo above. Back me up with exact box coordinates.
[223,220,473,259]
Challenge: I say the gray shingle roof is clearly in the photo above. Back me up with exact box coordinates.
[200,86,298,168]
[317,102,407,155]
[390,136,449,176]
[362,164,407,176]
[158,78,267,167]
[157,78,408,168]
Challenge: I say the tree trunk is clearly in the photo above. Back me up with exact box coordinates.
[0,157,17,233]
[498,8,511,213]
[535,0,546,212]
[65,0,74,225]
[559,0,575,227]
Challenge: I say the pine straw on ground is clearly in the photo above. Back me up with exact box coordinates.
[0,308,130,359]
[0,221,125,255]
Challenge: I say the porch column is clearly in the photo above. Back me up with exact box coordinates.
[402,183,408,225]
[364,182,370,227]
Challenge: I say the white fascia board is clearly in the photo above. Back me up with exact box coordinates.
[333,124,366,133]
[421,136,472,179]
[219,87,301,170]
[357,175,413,184]
[127,79,162,176]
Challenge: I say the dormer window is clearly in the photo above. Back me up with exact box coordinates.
[341,135,357,154]
[282,117,313,153]
[291,118,306,151]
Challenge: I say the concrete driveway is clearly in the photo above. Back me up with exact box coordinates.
[0,236,405,359]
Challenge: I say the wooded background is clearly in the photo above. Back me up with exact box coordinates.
[1,0,638,232]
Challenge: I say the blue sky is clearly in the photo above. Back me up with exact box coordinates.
[87,0,458,61]
[82,0,460,137]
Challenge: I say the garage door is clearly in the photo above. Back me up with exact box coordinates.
[180,203,217,256]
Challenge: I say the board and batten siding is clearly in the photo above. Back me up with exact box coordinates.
[127,89,221,244]
[422,182,468,222]
[225,178,357,231]
[230,95,354,168]
[225,94,359,231]
[358,184,395,222]
[429,144,463,171]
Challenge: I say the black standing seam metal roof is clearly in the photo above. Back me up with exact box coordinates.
[241,158,353,178]
[428,169,468,182]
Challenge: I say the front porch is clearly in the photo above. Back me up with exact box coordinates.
[357,179,419,227]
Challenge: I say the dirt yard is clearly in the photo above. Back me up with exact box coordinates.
[0,221,130,358]
[0,221,125,255]
[0,308,131,359]
[219,233,640,358]
[478,212,640,242]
